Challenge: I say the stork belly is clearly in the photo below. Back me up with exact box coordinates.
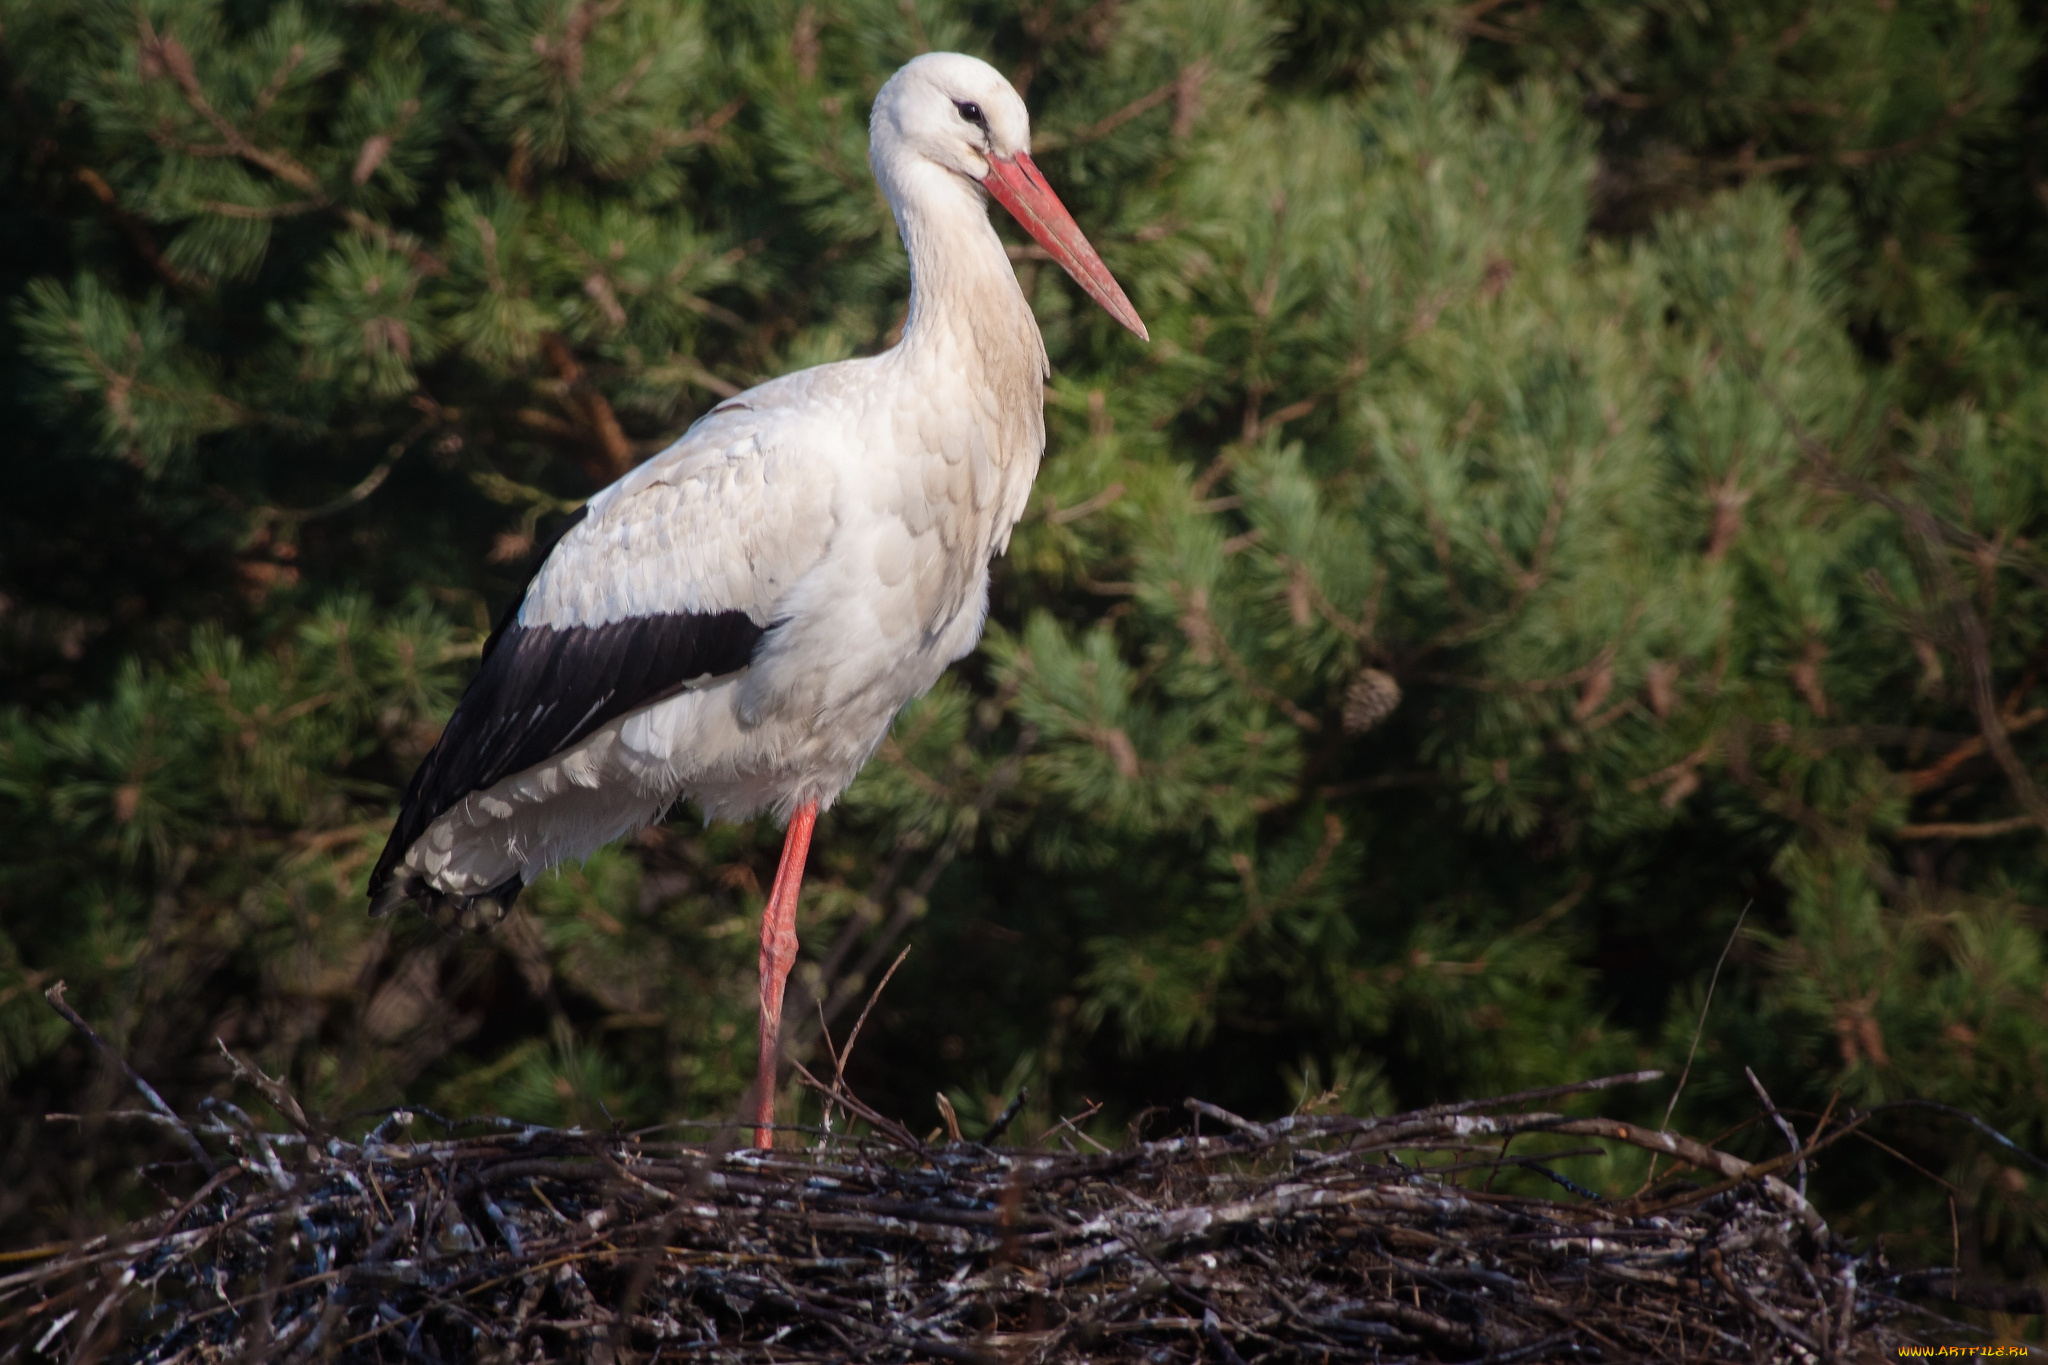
[400,716,680,895]
[401,658,940,896]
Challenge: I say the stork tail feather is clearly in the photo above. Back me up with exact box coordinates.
[368,870,525,933]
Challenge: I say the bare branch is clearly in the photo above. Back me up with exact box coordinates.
[43,982,216,1176]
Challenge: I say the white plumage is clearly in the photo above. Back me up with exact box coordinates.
[368,52,1146,1146]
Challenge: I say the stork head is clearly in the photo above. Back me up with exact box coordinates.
[870,53,1148,342]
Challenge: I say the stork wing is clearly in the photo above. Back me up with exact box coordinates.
[369,398,837,898]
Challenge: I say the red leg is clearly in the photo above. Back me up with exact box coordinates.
[753,801,818,1150]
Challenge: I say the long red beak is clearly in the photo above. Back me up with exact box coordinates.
[982,153,1148,342]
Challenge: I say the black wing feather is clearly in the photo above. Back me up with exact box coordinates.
[370,511,766,897]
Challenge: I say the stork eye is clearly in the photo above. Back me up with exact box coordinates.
[954,100,987,127]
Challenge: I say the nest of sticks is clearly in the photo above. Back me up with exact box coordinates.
[10,1010,2004,1365]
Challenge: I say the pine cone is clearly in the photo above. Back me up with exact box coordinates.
[1342,668,1402,734]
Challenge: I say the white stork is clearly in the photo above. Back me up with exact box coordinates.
[368,52,1147,1147]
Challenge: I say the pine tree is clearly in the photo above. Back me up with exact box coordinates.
[2,0,2046,1296]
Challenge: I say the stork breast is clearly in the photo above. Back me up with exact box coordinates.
[922,455,959,515]
[893,460,933,535]
[872,520,914,587]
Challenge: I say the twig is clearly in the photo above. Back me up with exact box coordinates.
[1885,1270,2047,1315]
[834,945,910,1099]
[789,1061,926,1154]
[1745,1066,1805,1199]
[811,998,843,1134]
[1423,1069,1666,1118]
[802,729,1032,1040]
[1853,1097,2048,1178]
[1950,1196,1962,1299]
[1707,1246,1822,1354]
[935,1092,965,1144]
[217,1038,326,1140]
[982,1087,1029,1143]
[1644,903,1749,1190]
[43,983,216,1176]
[1185,1099,1269,1140]
[1203,1309,1252,1365]
[1038,1101,1109,1152]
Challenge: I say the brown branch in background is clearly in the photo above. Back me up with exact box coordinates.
[1903,707,2045,792]
[1736,363,2048,835]
[1893,815,2040,841]
[342,210,447,275]
[1656,101,1983,184]
[1749,369,2048,591]
[43,983,216,1176]
[1037,59,1210,150]
[1892,703,2039,789]
[1908,505,2048,833]
[346,98,425,191]
[1630,3,1990,187]
[385,0,480,27]
[1189,449,1234,499]
[1045,481,1126,525]
[1703,469,1751,562]
[656,353,744,400]
[1176,585,1322,731]
[1442,0,1528,44]
[1222,814,1343,957]
[551,0,620,90]
[248,40,309,120]
[259,406,440,524]
[677,290,749,331]
[1013,0,1124,94]
[609,98,747,180]
[135,16,445,276]
[1425,633,1629,696]
[138,20,319,191]
[541,332,633,482]
[197,197,323,220]
[1245,395,1318,443]
[1275,552,1377,644]
[75,169,194,290]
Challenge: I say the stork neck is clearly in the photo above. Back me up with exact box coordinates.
[889,169,1044,381]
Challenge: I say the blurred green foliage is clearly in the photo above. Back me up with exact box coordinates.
[2,0,2046,1307]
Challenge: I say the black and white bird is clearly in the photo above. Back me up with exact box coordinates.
[367,52,1147,1147]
